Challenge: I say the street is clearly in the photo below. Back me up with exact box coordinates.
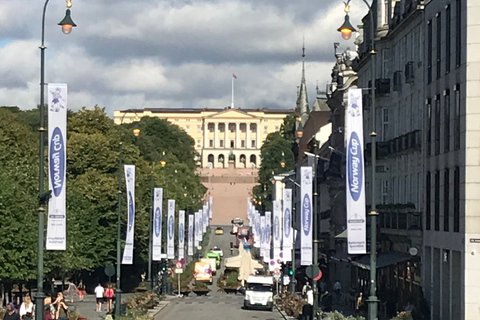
[158,225,282,320]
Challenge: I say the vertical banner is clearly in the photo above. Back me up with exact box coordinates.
[194,211,200,246]
[282,189,293,262]
[167,199,175,259]
[188,214,194,256]
[300,166,313,266]
[152,188,163,261]
[203,204,208,232]
[198,209,204,240]
[265,211,272,261]
[346,88,367,254]
[247,199,252,222]
[209,196,213,220]
[260,215,266,258]
[254,211,261,248]
[122,165,136,264]
[46,83,68,250]
[273,200,282,262]
[178,210,185,259]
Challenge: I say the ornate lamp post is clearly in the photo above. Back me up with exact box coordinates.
[338,1,379,319]
[37,2,76,320]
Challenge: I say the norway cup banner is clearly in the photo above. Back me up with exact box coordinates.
[194,211,200,246]
[300,166,313,266]
[188,214,194,256]
[265,211,272,262]
[46,83,67,250]
[260,215,266,258]
[122,165,136,264]
[273,200,282,262]
[178,210,185,259]
[346,88,367,254]
[282,188,293,262]
[152,188,163,261]
[167,199,175,259]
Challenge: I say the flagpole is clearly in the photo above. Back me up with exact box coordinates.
[231,75,235,108]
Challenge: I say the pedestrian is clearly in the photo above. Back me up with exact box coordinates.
[94,283,105,312]
[3,303,20,320]
[104,285,115,313]
[19,296,34,320]
[77,280,86,302]
[54,294,69,320]
[356,292,364,312]
[67,282,77,303]
[333,280,342,303]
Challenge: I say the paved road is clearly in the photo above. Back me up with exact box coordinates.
[157,227,283,320]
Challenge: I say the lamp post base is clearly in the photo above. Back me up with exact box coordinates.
[114,289,122,318]
[146,279,152,291]
[367,295,379,320]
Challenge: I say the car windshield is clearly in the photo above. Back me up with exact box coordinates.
[246,283,272,292]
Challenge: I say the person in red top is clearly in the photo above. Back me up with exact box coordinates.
[105,285,115,313]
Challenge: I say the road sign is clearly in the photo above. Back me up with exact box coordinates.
[176,262,182,269]
[175,268,183,274]
[306,265,320,280]
[104,264,115,277]
[273,268,281,276]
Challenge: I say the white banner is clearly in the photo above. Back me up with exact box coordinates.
[152,188,163,261]
[122,165,136,264]
[203,204,208,233]
[194,211,201,246]
[346,88,367,254]
[300,166,313,266]
[254,211,261,248]
[282,189,293,262]
[209,197,213,220]
[260,215,266,258]
[188,214,194,256]
[46,83,68,251]
[178,210,185,259]
[273,200,282,262]
[247,199,252,222]
[265,211,272,262]
[167,199,175,259]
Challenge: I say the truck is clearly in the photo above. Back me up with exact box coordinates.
[194,260,213,284]
[243,275,274,311]
[200,258,217,275]
[235,227,251,248]
[205,251,221,269]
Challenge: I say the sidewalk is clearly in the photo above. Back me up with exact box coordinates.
[68,294,173,320]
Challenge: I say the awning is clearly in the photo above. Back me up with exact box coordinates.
[351,251,412,270]
[335,229,347,239]
[330,250,359,262]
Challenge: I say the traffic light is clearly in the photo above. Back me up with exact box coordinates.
[160,259,168,272]
[289,269,294,276]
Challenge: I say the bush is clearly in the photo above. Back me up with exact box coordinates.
[226,270,240,287]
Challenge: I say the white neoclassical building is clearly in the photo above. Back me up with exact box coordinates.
[113,107,293,169]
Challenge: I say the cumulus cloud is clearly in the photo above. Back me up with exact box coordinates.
[0,0,367,115]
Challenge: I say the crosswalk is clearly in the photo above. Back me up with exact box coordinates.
[171,294,244,305]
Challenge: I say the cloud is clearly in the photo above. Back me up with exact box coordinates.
[0,0,367,115]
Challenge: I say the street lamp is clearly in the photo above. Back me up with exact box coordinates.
[37,2,76,320]
[280,152,286,168]
[338,1,379,319]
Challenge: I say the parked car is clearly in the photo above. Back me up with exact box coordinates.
[215,227,224,235]
[211,246,223,257]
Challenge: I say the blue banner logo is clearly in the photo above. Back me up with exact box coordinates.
[154,207,161,237]
[274,216,280,240]
[302,194,311,236]
[179,223,184,242]
[49,127,65,197]
[128,192,134,231]
[347,132,363,201]
[189,225,193,242]
[168,215,174,239]
[266,222,271,242]
[284,208,291,238]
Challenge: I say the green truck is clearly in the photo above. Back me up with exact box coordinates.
[206,251,221,268]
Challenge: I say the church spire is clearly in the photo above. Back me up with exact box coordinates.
[297,36,309,124]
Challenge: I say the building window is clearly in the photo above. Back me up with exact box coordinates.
[444,90,450,152]
[444,168,450,231]
[426,172,431,230]
[196,139,201,148]
[251,140,256,148]
[426,99,432,156]
[229,123,235,132]
[382,49,390,78]
[454,85,460,150]
[382,179,389,204]
[454,166,460,232]
[185,125,190,133]
[435,95,441,155]
[219,139,224,148]
[275,126,279,131]
[382,108,389,141]
[219,123,225,133]
[264,126,268,133]
[209,139,213,148]
[198,125,203,132]
[241,140,245,148]
[250,123,257,133]
[436,12,441,79]
[240,123,246,133]
[455,0,461,67]
[230,140,234,148]
[427,20,433,83]
[434,170,440,231]
[446,4,451,74]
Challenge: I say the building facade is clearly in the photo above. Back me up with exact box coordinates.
[113,107,293,169]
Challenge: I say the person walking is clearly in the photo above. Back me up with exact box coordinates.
[19,296,34,320]
[94,283,105,312]
[67,282,77,303]
[104,285,115,313]
[3,303,20,320]
[77,280,86,302]
[333,280,342,303]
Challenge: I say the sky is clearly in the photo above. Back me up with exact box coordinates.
[0,0,366,116]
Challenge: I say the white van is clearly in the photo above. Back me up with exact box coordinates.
[244,275,274,311]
